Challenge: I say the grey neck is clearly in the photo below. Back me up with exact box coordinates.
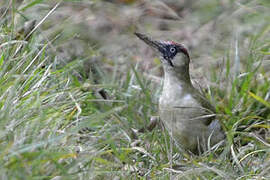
[163,65,192,86]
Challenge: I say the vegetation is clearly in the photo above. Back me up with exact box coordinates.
[0,0,269,179]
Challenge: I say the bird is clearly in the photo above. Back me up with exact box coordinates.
[135,32,225,153]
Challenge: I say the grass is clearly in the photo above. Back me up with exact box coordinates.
[0,0,269,179]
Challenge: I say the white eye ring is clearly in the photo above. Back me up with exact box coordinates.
[170,47,176,53]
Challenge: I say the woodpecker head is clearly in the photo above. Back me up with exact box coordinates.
[135,32,190,73]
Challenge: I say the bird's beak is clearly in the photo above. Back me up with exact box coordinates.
[134,32,164,52]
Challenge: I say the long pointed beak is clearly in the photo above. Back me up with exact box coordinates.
[134,32,163,51]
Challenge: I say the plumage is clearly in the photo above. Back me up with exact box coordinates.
[135,32,225,153]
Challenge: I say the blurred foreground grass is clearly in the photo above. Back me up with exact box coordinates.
[0,0,269,179]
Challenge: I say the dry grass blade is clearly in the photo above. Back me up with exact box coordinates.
[230,145,244,173]
[199,162,232,179]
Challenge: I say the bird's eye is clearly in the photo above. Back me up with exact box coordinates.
[170,47,176,53]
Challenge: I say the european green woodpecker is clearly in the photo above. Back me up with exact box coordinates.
[135,32,225,153]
